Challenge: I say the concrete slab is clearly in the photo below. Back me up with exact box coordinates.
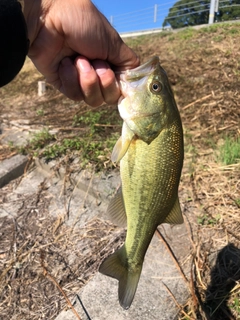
[0,123,32,146]
[0,154,29,188]
[0,155,191,320]
[55,224,190,320]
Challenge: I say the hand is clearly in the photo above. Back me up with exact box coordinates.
[24,0,139,106]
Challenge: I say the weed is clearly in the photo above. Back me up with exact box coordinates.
[179,28,195,40]
[158,31,171,38]
[42,138,83,160]
[200,24,219,34]
[227,28,240,35]
[234,198,240,208]
[213,35,224,42]
[29,128,55,150]
[125,34,148,47]
[36,109,44,116]
[40,133,117,170]
[230,297,240,318]
[197,213,221,226]
[219,136,240,165]
[168,35,175,41]
[73,110,108,135]
[17,128,55,156]
[8,141,14,148]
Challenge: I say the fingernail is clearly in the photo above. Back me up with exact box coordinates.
[77,58,92,73]
[96,66,108,76]
[92,60,109,76]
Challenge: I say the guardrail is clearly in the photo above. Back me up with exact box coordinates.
[119,20,240,38]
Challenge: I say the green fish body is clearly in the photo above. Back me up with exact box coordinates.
[99,56,184,309]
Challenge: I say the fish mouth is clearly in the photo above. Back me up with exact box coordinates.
[117,56,160,99]
[119,56,159,81]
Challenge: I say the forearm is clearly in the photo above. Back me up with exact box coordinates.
[0,0,29,87]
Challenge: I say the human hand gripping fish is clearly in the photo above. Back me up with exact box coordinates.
[99,56,184,309]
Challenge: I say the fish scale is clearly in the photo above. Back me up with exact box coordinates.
[99,56,184,310]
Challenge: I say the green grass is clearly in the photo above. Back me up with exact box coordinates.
[213,35,225,42]
[178,27,196,40]
[29,128,55,150]
[219,136,240,165]
[17,110,120,170]
[197,213,221,226]
[230,296,240,319]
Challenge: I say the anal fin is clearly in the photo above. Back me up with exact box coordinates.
[164,197,183,225]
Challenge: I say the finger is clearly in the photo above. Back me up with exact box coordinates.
[58,57,84,101]
[92,60,120,105]
[75,56,104,107]
[113,43,140,71]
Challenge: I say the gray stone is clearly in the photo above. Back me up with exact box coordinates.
[0,154,29,188]
[55,224,190,320]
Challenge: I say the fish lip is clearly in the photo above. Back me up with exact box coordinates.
[118,56,159,81]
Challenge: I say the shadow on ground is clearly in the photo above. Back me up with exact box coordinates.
[202,243,240,320]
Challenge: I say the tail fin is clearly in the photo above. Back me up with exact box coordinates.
[99,246,142,309]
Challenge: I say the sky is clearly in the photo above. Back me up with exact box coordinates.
[92,0,176,33]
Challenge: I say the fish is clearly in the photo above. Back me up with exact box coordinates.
[99,56,184,310]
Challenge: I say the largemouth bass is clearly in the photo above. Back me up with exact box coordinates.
[99,56,184,309]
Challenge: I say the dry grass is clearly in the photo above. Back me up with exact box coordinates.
[0,180,125,319]
[0,22,240,319]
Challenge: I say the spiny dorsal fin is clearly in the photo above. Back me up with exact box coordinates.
[164,197,183,225]
[106,186,127,227]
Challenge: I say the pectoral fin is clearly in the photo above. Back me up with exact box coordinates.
[111,122,135,163]
[164,197,183,225]
[106,186,127,227]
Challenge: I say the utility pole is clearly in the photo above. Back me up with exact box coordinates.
[154,4,158,23]
[110,16,113,26]
[209,0,218,24]
[215,0,219,13]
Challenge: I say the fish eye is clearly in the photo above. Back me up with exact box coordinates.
[150,81,162,93]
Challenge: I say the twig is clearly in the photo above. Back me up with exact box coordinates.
[162,282,195,320]
[182,94,212,110]
[194,244,207,290]
[93,124,121,127]
[40,251,82,320]
[210,295,235,320]
[76,294,92,320]
[56,127,86,131]
[155,228,189,287]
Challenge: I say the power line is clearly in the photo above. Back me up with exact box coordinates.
[109,1,240,32]
[110,5,156,18]
[165,9,210,21]
[112,8,154,24]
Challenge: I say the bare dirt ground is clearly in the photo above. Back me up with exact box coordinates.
[0,23,240,319]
